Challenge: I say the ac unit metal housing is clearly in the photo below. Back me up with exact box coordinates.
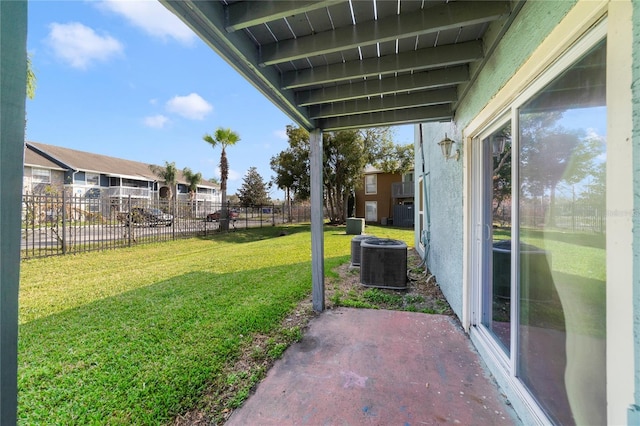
[360,238,408,289]
[350,234,376,266]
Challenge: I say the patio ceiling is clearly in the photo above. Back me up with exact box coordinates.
[161,0,523,132]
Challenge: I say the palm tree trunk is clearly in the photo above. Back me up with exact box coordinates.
[220,148,229,231]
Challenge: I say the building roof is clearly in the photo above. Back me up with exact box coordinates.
[24,147,66,171]
[26,142,218,189]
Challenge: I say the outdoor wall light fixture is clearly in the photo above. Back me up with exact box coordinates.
[438,134,460,161]
[491,135,508,158]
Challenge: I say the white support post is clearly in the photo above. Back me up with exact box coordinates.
[310,129,325,312]
[0,1,27,422]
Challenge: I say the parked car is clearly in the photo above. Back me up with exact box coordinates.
[126,207,173,226]
[205,210,239,222]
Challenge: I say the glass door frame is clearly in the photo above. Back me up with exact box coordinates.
[471,115,514,373]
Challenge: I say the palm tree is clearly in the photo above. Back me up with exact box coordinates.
[149,161,178,211]
[27,54,36,100]
[203,127,240,230]
[182,167,202,217]
[182,167,202,199]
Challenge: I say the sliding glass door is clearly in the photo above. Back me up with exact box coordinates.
[473,34,606,425]
[475,121,512,356]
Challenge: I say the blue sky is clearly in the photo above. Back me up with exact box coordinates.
[26,0,415,199]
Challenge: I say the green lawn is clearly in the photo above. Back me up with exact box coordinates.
[18,224,413,424]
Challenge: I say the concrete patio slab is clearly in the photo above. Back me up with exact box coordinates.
[226,308,520,425]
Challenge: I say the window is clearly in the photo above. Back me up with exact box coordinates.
[365,174,377,194]
[86,173,99,186]
[32,168,50,184]
[365,201,377,222]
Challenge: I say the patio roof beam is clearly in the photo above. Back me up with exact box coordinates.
[308,88,457,119]
[259,1,510,66]
[281,40,483,90]
[296,65,468,106]
[225,0,342,32]
[318,104,452,131]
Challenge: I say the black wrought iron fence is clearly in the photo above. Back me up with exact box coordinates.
[21,194,311,259]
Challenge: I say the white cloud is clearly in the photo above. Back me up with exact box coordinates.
[274,129,288,140]
[165,93,213,120]
[46,22,123,70]
[213,167,241,182]
[143,115,169,129]
[228,169,241,182]
[98,0,195,44]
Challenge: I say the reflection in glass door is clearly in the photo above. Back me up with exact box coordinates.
[517,39,606,426]
[479,123,512,355]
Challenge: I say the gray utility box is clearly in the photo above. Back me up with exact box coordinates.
[346,217,365,235]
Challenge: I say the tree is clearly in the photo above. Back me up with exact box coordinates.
[182,167,202,217]
[520,112,602,226]
[323,130,369,223]
[149,161,178,203]
[270,125,311,222]
[373,141,414,175]
[491,128,512,223]
[236,167,269,207]
[270,126,399,224]
[27,54,36,100]
[203,127,240,230]
[182,167,202,200]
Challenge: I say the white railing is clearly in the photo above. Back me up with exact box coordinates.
[177,192,218,202]
[106,187,151,198]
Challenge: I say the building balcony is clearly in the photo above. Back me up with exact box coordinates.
[392,181,414,198]
[106,187,151,198]
[177,192,218,202]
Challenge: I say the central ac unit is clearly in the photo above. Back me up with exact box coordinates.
[360,238,407,289]
[350,234,376,266]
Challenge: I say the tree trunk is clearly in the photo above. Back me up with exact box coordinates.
[286,187,292,223]
[342,190,349,223]
[220,148,229,231]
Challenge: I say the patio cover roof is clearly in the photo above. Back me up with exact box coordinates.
[160,0,523,132]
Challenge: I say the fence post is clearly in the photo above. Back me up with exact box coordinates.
[61,192,67,255]
[172,198,176,240]
[127,195,132,247]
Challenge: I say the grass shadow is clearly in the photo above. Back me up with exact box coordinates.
[196,224,311,244]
